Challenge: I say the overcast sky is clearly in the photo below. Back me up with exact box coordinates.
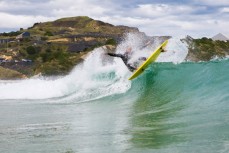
[0,0,229,38]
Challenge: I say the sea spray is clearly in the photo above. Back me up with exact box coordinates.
[115,33,188,66]
[59,48,131,103]
[0,47,131,101]
[157,37,189,63]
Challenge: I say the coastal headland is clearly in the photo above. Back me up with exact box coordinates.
[0,16,228,79]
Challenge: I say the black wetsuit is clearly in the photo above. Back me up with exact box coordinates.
[107,52,136,72]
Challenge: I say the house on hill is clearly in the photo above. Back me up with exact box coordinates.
[16,32,30,39]
[212,33,228,42]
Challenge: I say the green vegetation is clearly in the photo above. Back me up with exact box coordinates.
[0,31,21,37]
[105,38,117,45]
[44,31,54,36]
[25,16,135,36]
[188,37,229,61]
[17,42,82,75]
[26,46,37,55]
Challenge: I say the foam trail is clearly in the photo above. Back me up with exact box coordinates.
[0,76,74,99]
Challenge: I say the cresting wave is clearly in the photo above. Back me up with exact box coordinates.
[0,49,131,100]
[1,32,218,101]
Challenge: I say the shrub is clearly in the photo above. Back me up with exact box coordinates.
[41,37,48,41]
[26,46,36,55]
[45,48,52,53]
[105,38,116,45]
[19,49,27,56]
[44,31,53,36]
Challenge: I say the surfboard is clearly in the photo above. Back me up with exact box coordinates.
[128,40,168,80]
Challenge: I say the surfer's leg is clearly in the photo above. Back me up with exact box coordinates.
[107,52,135,72]
[107,53,124,58]
[107,53,128,65]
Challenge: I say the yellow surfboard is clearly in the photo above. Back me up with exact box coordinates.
[128,40,168,80]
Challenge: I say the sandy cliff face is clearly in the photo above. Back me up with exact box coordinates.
[0,66,27,80]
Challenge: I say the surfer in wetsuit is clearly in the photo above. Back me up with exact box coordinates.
[107,47,146,72]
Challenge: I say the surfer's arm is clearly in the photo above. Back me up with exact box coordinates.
[107,53,124,58]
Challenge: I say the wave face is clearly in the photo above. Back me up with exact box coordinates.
[127,59,229,152]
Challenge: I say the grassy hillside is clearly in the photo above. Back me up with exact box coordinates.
[27,16,137,37]
[186,37,229,61]
[0,16,139,78]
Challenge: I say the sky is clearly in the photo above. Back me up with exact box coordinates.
[0,0,229,38]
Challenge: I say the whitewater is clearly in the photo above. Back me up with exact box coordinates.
[0,33,229,153]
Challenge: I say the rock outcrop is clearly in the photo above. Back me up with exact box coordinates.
[184,35,229,61]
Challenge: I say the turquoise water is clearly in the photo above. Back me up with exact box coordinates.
[0,59,229,153]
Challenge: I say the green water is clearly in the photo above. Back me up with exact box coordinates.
[0,59,229,153]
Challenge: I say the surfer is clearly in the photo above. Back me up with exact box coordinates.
[107,46,146,72]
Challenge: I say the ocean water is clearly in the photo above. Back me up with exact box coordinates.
[0,33,229,153]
